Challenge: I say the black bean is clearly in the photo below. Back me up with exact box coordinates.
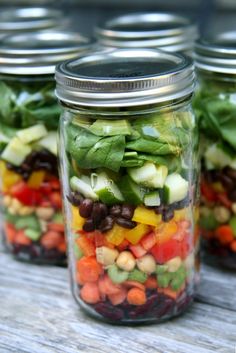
[162,208,174,222]
[116,217,137,229]
[225,167,236,180]
[220,174,234,190]
[110,204,122,216]
[68,191,84,206]
[99,216,115,233]
[79,199,94,218]
[83,218,95,232]
[229,190,236,202]
[121,204,135,220]
[154,205,164,215]
[91,203,108,225]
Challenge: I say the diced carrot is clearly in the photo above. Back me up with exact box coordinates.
[77,256,102,283]
[144,276,158,289]
[98,274,122,295]
[123,280,145,291]
[4,223,16,243]
[41,231,62,249]
[141,232,156,251]
[215,225,234,245]
[48,223,65,233]
[108,287,127,306]
[158,285,184,300]
[94,231,115,249]
[117,239,130,252]
[57,241,67,253]
[14,230,32,246]
[129,243,147,258]
[77,272,86,285]
[80,282,100,304]
[127,288,146,306]
[76,236,95,256]
[230,240,236,252]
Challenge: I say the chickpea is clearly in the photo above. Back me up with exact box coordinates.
[3,195,12,207]
[36,207,54,221]
[18,206,35,216]
[116,251,136,272]
[96,246,119,267]
[231,203,236,215]
[200,206,211,217]
[166,256,182,273]
[213,206,231,223]
[136,254,156,274]
[11,198,23,212]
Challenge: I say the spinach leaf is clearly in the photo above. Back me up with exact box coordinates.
[0,82,17,125]
[68,126,125,172]
[90,119,131,136]
[126,138,181,155]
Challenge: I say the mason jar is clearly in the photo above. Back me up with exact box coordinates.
[194,37,236,269]
[0,31,93,264]
[95,13,198,55]
[56,49,199,324]
[0,7,66,40]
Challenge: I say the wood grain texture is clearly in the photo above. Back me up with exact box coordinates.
[0,251,236,353]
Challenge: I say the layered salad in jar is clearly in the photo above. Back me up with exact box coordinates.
[0,79,66,264]
[195,73,236,268]
[61,105,200,323]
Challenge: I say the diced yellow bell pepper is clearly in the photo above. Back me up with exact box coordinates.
[106,224,125,246]
[212,182,224,192]
[1,169,21,192]
[0,160,6,175]
[125,223,150,245]
[27,171,46,189]
[156,220,178,244]
[71,205,85,230]
[174,207,192,222]
[132,206,162,227]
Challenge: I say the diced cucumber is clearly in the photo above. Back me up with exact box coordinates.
[90,119,131,136]
[199,213,218,231]
[93,172,124,205]
[17,124,48,144]
[70,176,98,200]
[163,173,189,204]
[25,229,41,241]
[15,215,40,231]
[1,137,31,166]
[108,264,129,284]
[128,162,168,188]
[52,212,64,224]
[229,216,236,237]
[118,175,144,205]
[144,191,160,206]
[205,143,233,168]
[128,269,148,283]
[37,131,57,155]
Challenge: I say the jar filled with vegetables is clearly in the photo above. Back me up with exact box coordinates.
[56,49,199,323]
[194,37,236,269]
[95,13,198,55]
[0,31,93,264]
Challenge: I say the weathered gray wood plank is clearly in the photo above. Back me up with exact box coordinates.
[0,252,236,353]
[196,263,236,311]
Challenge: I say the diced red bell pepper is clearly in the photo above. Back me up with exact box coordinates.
[201,180,217,202]
[50,178,61,190]
[40,182,52,194]
[129,243,147,258]
[140,232,156,251]
[49,191,62,209]
[151,239,182,264]
[10,181,42,206]
[217,193,232,209]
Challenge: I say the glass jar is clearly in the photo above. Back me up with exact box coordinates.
[0,7,66,40]
[194,37,236,269]
[56,49,199,323]
[0,31,93,264]
[95,13,198,55]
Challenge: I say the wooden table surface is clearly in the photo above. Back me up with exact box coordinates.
[1,243,236,353]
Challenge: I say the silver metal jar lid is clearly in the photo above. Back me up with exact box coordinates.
[195,36,236,74]
[95,13,198,53]
[55,48,195,107]
[0,7,63,33]
[0,31,94,75]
